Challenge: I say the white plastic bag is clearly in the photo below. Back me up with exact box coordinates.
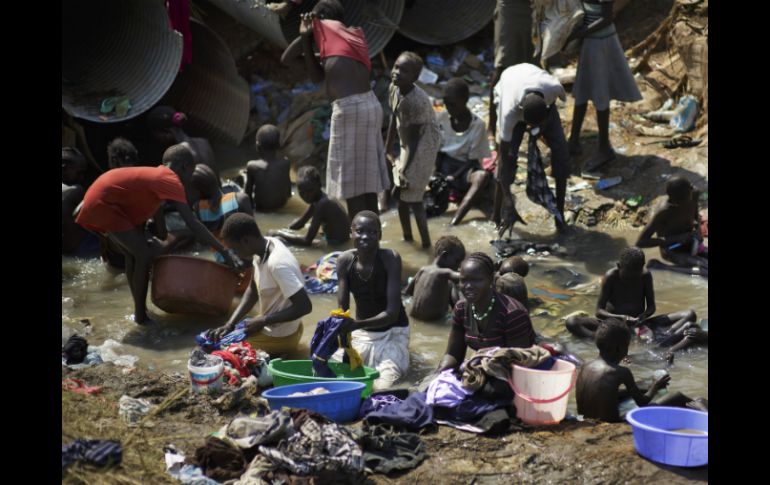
[533,0,585,65]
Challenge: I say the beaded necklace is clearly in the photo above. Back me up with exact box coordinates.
[471,294,495,321]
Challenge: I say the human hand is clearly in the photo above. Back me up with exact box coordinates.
[339,317,357,334]
[245,317,268,334]
[445,175,455,183]
[652,374,671,391]
[288,219,303,231]
[624,315,641,326]
[209,323,235,341]
[386,153,397,167]
[398,170,409,188]
[299,12,315,36]
[497,199,524,238]
[267,1,292,18]
[684,327,707,340]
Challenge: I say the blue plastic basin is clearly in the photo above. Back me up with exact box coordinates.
[261,381,365,423]
[626,406,708,467]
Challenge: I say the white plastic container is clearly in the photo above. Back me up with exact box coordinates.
[509,359,576,425]
[188,355,224,394]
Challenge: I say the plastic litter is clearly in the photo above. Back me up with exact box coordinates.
[119,395,153,426]
[596,176,623,190]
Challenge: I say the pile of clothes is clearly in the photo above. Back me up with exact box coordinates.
[303,252,341,294]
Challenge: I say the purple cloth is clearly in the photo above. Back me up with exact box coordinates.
[358,394,404,419]
[309,316,353,377]
[364,392,434,430]
[426,369,473,408]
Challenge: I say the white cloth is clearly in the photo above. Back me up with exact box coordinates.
[254,237,306,338]
[493,63,566,142]
[331,326,410,391]
[437,110,491,162]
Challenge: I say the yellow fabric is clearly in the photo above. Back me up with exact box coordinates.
[246,322,303,358]
[330,309,363,370]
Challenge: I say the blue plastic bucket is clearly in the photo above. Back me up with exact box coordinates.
[261,381,366,423]
[626,407,708,467]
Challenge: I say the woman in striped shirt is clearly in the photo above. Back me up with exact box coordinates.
[438,252,536,371]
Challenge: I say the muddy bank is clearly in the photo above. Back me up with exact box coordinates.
[62,364,706,484]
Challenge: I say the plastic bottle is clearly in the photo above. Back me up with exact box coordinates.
[596,176,623,190]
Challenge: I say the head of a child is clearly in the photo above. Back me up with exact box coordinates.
[392,51,423,90]
[163,143,195,186]
[190,164,220,203]
[62,147,87,185]
[147,106,186,146]
[434,235,466,270]
[499,256,529,277]
[297,166,323,204]
[256,125,281,155]
[222,213,263,260]
[495,272,528,307]
[665,175,693,204]
[521,93,548,128]
[313,0,345,21]
[351,211,381,254]
[442,78,470,119]
[595,318,631,364]
[617,246,645,282]
[107,137,138,169]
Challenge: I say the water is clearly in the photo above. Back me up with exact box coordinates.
[62,185,708,412]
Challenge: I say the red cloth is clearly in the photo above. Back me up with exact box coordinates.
[166,0,192,70]
[312,19,371,72]
[76,166,187,233]
[212,342,258,380]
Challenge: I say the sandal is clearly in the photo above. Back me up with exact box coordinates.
[663,135,702,149]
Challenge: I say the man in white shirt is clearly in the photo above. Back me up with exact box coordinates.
[493,63,571,235]
[209,214,312,357]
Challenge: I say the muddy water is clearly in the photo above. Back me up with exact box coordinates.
[62,185,707,413]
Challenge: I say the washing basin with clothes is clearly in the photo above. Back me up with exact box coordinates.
[268,359,379,398]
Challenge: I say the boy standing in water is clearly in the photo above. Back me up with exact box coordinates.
[268,165,350,246]
[245,125,292,211]
[385,51,441,249]
[565,247,696,340]
[403,236,466,321]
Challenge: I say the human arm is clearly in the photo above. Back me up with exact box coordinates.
[595,272,640,324]
[638,272,656,322]
[620,366,670,407]
[438,305,468,370]
[288,14,324,83]
[566,1,614,43]
[244,167,256,208]
[398,124,423,186]
[168,200,241,268]
[270,205,323,246]
[236,192,253,217]
[402,270,420,296]
[336,251,353,312]
[242,288,312,336]
[289,204,314,230]
[210,278,260,339]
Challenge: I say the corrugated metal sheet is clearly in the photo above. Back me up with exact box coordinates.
[399,0,496,45]
[62,0,183,123]
[161,19,250,146]
[208,0,404,58]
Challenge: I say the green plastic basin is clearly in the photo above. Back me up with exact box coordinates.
[267,358,379,398]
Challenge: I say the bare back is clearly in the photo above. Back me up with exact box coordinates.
[652,197,699,238]
[410,265,453,321]
[246,157,291,210]
[576,359,624,422]
[324,56,370,101]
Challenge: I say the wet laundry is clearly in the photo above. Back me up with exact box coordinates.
[62,334,89,365]
[189,348,223,368]
[461,345,553,392]
[356,424,427,474]
[364,391,434,431]
[195,321,248,351]
[258,418,364,476]
[189,437,247,482]
[309,310,363,377]
[304,252,341,294]
[426,369,473,408]
[289,387,330,397]
[214,375,262,412]
[62,439,122,471]
[213,341,259,385]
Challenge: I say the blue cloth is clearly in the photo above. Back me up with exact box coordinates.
[303,252,341,294]
[195,321,248,351]
[359,394,404,419]
[445,394,511,422]
[304,276,339,294]
[169,464,220,485]
[533,356,556,370]
[309,316,353,377]
[62,439,122,470]
[364,392,434,431]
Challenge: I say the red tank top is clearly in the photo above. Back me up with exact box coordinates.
[312,19,371,72]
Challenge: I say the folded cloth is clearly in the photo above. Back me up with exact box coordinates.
[461,345,553,392]
[426,369,473,408]
[364,392,434,431]
[359,394,404,419]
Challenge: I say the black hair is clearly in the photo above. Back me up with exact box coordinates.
[147,105,186,131]
[256,124,281,151]
[62,146,86,167]
[618,246,645,271]
[495,272,528,306]
[352,210,381,231]
[595,318,631,355]
[297,165,322,186]
[398,51,424,72]
[162,143,194,166]
[443,78,470,101]
[463,252,496,278]
[107,137,138,167]
[435,235,465,259]
[222,213,261,241]
[500,256,529,277]
[666,175,693,202]
[313,0,345,21]
[521,93,548,125]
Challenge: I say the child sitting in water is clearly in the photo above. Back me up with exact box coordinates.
[403,235,466,321]
[636,176,707,277]
[245,125,292,211]
[495,255,530,307]
[576,318,700,422]
[385,51,441,249]
[268,166,350,246]
[498,255,529,277]
[565,246,697,341]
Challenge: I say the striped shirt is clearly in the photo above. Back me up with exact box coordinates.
[452,291,536,352]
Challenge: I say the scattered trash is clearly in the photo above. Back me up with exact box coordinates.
[670,95,699,132]
[62,378,102,395]
[213,375,261,412]
[596,176,623,190]
[118,395,153,425]
[100,96,132,117]
[446,46,469,74]
[643,98,675,122]
[165,446,219,485]
[625,195,643,208]
[634,124,676,137]
[663,134,702,149]
[62,334,89,365]
[94,339,139,368]
[550,67,577,85]
[425,53,445,76]
[567,181,591,192]
[580,171,602,180]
